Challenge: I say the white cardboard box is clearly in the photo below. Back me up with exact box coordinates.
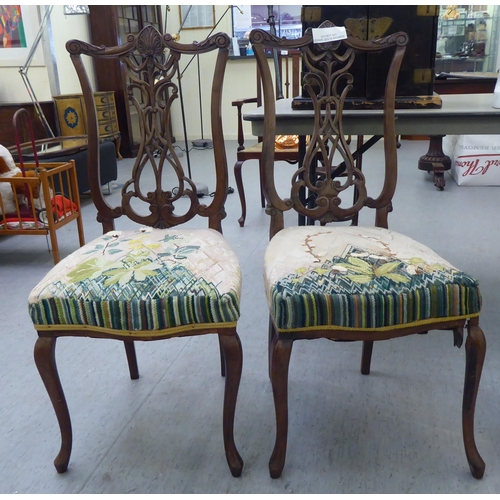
[443,134,500,186]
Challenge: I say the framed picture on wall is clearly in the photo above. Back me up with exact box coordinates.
[0,5,45,67]
[179,5,215,30]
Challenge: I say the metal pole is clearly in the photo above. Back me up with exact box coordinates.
[18,6,55,137]
[177,68,192,179]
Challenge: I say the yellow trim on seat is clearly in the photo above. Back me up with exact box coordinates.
[275,313,480,334]
[34,321,239,337]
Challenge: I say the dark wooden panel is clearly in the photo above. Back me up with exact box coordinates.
[368,5,437,98]
[0,101,56,147]
[88,6,135,157]
[434,76,496,94]
[302,5,438,100]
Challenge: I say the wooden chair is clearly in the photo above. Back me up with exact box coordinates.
[232,49,301,227]
[251,23,486,479]
[28,26,244,477]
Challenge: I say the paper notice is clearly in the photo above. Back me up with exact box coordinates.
[312,26,347,44]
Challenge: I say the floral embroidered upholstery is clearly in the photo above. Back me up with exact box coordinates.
[264,226,481,332]
[29,228,241,334]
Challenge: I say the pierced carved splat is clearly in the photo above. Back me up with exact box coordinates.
[292,34,367,225]
[121,28,198,228]
[250,22,408,231]
[67,26,230,231]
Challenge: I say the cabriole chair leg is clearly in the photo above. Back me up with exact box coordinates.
[219,332,244,477]
[269,337,293,479]
[234,160,247,227]
[463,318,486,479]
[34,336,72,473]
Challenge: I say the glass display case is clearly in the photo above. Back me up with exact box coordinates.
[231,5,302,55]
[436,4,499,74]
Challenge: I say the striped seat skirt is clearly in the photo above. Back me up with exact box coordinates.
[264,226,481,332]
[29,228,241,335]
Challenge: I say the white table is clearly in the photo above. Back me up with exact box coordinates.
[244,94,500,189]
[244,94,500,136]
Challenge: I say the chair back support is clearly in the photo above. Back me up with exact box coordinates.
[279,49,301,100]
[258,49,301,105]
[250,22,408,237]
[67,26,230,233]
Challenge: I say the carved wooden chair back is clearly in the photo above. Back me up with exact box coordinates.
[28,26,244,477]
[68,26,231,233]
[251,23,486,480]
[252,24,408,237]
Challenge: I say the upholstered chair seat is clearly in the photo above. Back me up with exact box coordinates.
[264,226,481,332]
[29,228,241,333]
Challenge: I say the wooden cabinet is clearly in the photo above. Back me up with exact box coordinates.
[301,6,439,103]
[94,92,122,159]
[88,6,163,158]
[53,92,122,159]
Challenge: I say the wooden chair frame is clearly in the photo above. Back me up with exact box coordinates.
[251,23,486,480]
[31,27,243,477]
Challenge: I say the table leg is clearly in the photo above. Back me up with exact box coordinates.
[418,135,451,191]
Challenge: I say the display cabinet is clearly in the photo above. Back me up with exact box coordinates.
[435,5,499,74]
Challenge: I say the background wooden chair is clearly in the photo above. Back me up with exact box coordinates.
[232,49,301,227]
[251,23,486,479]
[28,26,244,477]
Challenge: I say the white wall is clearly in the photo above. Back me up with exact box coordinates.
[0,5,258,142]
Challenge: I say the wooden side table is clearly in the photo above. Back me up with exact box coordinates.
[53,92,122,160]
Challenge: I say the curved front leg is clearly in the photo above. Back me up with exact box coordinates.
[463,319,486,479]
[269,337,293,479]
[34,336,73,473]
[234,160,247,227]
[219,332,244,477]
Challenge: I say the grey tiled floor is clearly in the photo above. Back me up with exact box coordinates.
[1,139,499,493]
